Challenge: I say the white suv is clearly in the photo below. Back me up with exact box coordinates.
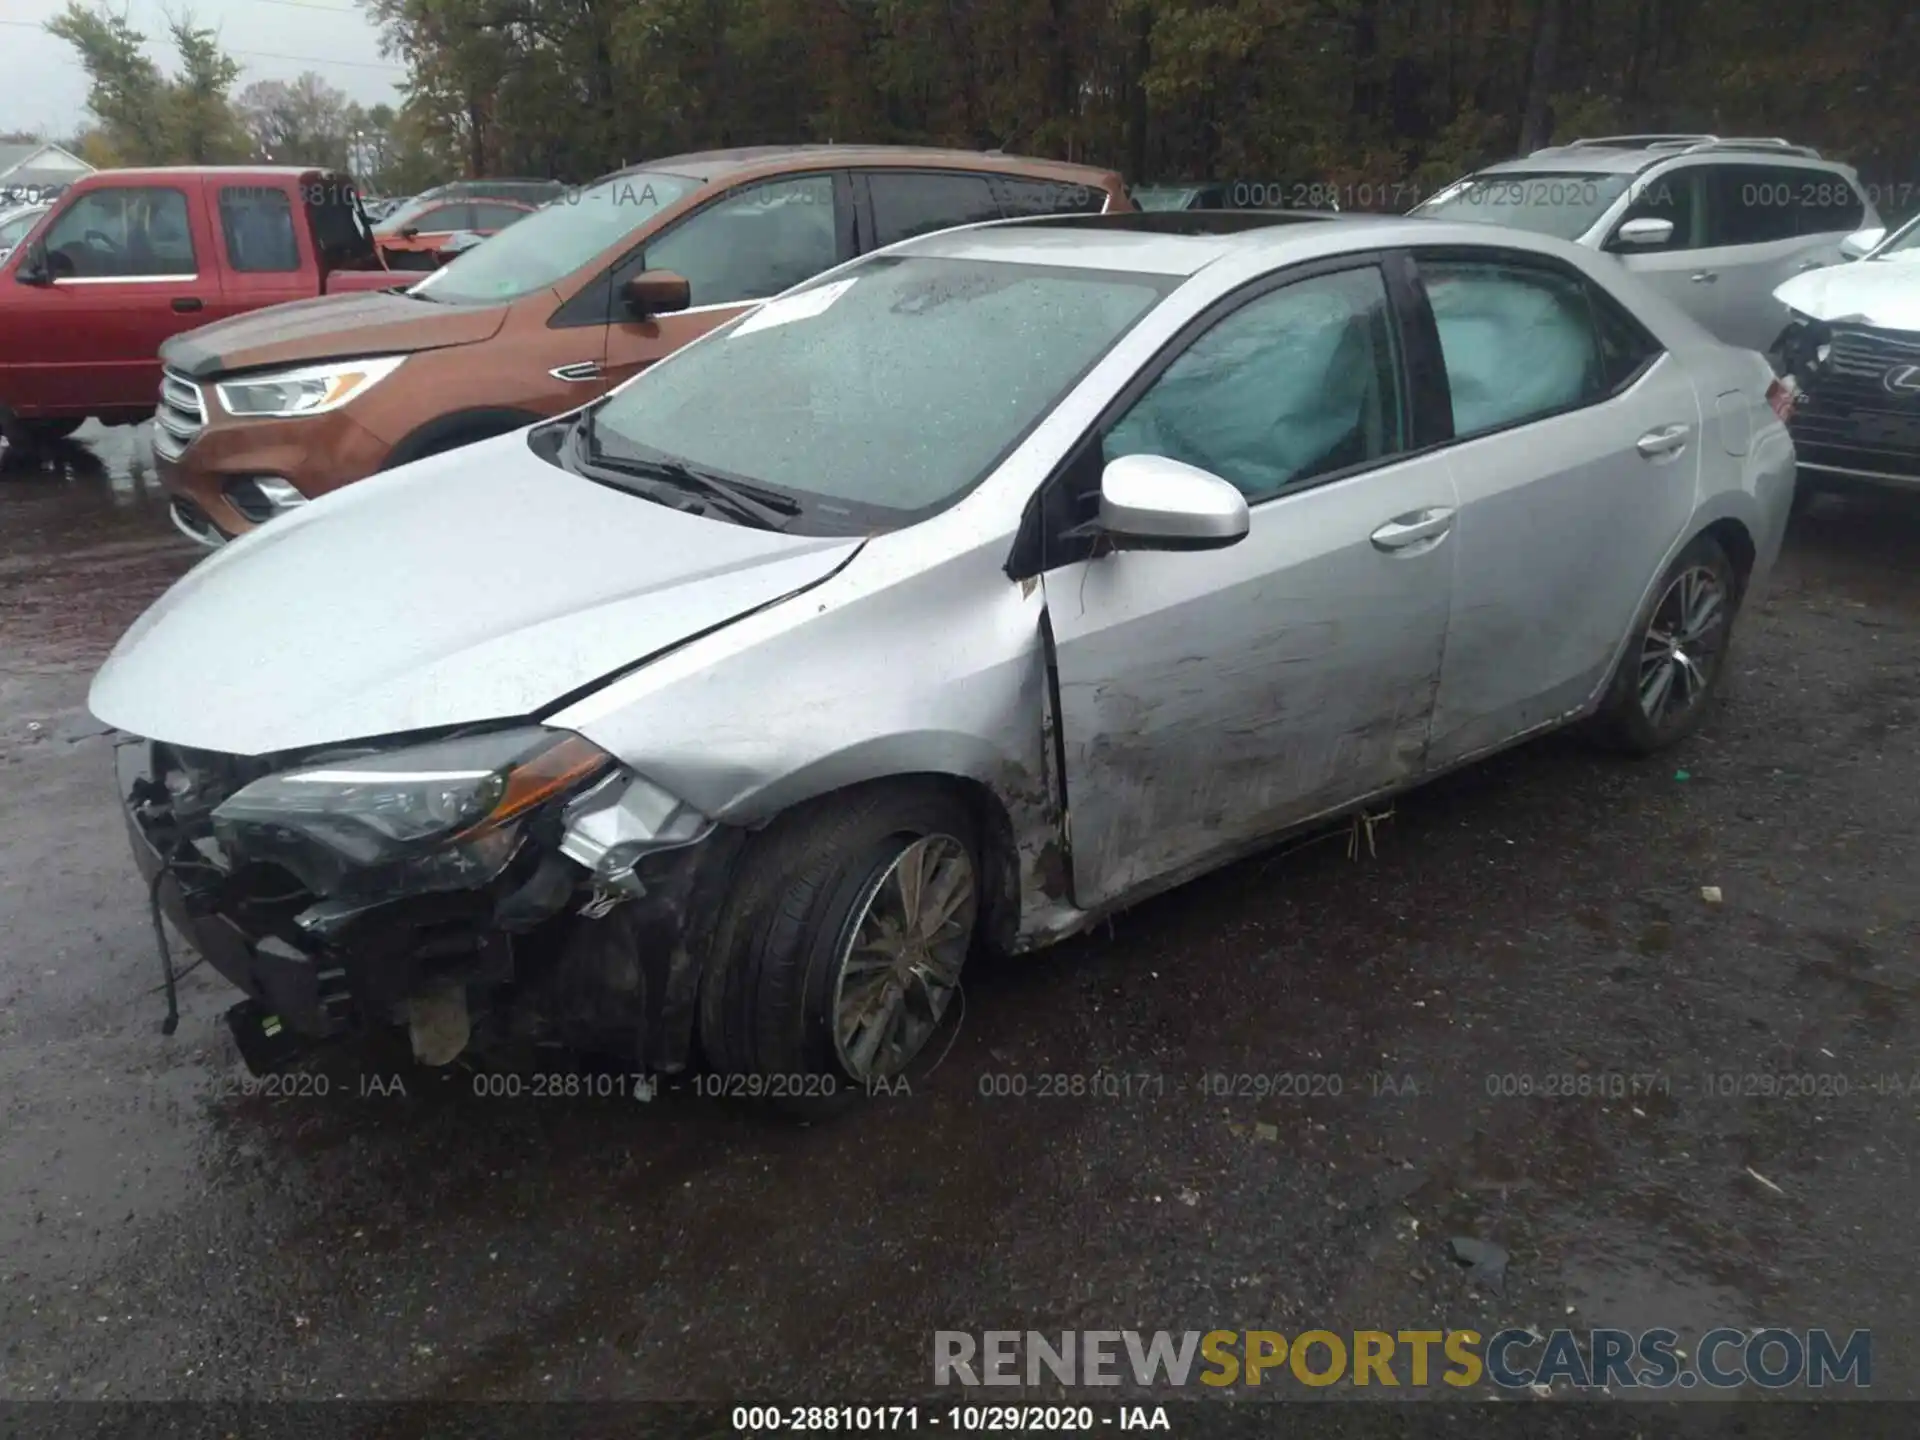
[1413,135,1881,353]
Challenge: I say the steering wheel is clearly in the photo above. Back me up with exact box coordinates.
[83,228,120,253]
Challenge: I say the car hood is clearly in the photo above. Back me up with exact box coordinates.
[88,432,861,757]
[160,288,509,380]
[1775,257,1920,332]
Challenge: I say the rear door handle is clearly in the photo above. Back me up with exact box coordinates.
[1690,271,1718,284]
[1636,423,1691,458]
[1796,258,1826,272]
[1370,506,1455,553]
[171,297,203,313]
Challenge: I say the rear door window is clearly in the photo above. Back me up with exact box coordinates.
[988,175,1107,217]
[41,186,197,278]
[218,186,300,272]
[1704,166,1801,247]
[866,172,1003,247]
[1417,257,1614,437]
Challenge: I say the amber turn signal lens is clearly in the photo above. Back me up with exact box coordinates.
[458,734,611,838]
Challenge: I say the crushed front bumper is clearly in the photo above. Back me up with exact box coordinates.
[1779,323,1920,491]
[118,738,508,1042]
[117,738,738,1072]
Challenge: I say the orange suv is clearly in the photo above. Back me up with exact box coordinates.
[155,146,1130,546]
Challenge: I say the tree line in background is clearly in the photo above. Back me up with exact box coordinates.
[31,0,1920,213]
[34,2,440,193]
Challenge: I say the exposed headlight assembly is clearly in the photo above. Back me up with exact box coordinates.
[212,726,614,902]
[215,355,407,418]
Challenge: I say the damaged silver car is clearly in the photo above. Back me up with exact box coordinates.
[90,211,1795,1092]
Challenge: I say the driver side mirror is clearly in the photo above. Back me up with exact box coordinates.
[621,269,691,320]
[1096,454,1249,552]
[14,238,52,285]
[1839,226,1886,260]
[1612,216,1675,249]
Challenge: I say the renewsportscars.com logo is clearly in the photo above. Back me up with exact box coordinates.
[933,1328,1871,1391]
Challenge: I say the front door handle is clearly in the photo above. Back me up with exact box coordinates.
[1636,423,1691,458]
[171,297,203,313]
[1370,506,1455,553]
[1690,270,1719,284]
[1796,258,1826,272]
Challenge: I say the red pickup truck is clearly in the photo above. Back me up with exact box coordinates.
[0,165,400,448]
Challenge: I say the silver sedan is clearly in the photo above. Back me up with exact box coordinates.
[90,212,1795,1097]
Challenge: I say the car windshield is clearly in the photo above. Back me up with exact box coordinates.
[1414,170,1635,240]
[587,254,1175,530]
[409,172,701,304]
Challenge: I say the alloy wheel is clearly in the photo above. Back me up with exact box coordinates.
[1638,564,1729,726]
[831,833,976,1082]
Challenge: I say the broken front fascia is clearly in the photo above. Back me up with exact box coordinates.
[125,724,722,1057]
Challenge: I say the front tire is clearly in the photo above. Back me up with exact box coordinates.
[1590,533,1740,755]
[698,782,979,1107]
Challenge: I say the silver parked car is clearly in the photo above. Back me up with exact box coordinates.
[89,212,1795,1093]
[1412,135,1881,354]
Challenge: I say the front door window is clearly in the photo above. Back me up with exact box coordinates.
[643,174,839,308]
[41,187,196,279]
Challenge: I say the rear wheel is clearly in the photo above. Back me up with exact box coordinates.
[698,782,979,1111]
[1590,534,1740,755]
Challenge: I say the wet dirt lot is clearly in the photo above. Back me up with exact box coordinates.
[1,423,1917,1407]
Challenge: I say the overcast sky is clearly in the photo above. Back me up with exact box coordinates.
[0,0,405,137]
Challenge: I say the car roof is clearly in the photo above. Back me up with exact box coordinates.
[611,144,1120,186]
[895,210,1531,276]
[1473,147,1838,177]
[67,165,346,183]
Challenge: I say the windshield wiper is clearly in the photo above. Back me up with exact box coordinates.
[569,414,800,529]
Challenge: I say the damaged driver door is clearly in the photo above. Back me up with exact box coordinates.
[1040,260,1457,911]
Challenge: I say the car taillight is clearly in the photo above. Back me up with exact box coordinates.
[1766,377,1796,422]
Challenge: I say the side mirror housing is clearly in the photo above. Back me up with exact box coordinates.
[621,269,691,320]
[1612,216,1675,249]
[14,238,51,285]
[1097,453,1249,552]
[1839,226,1887,260]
